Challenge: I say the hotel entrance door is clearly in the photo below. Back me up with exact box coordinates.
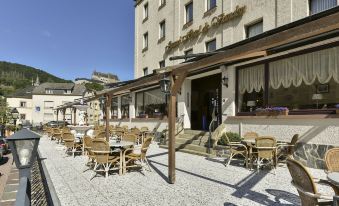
[191,74,221,131]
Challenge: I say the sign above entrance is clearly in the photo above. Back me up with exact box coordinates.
[165,5,246,52]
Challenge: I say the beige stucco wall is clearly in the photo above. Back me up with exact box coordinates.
[32,94,82,125]
[135,0,310,78]
[7,97,33,124]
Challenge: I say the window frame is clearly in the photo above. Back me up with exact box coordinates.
[121,95,130,119]
[20,101,27,108]
[245,19,264,39]
[143,2,149,20]
[205,39,217,52]
[185,1,193,24]
[206,0,217,11]
[309,0,338,15]
[143,67,149,76]
[235,45,339,116]
[143,32,148,51]
[159,20,166,40]
[159,60,165,68]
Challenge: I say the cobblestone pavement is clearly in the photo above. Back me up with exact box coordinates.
[38,136,334,206]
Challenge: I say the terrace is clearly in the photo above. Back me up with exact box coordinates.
[38,134,333,206]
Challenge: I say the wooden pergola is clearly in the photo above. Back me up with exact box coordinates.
[56,8,339,184]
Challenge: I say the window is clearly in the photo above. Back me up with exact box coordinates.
[206,39,216,52]
[185,49,193,56]
[246,20,263,38]
[185,2,193,23]
[135,88,168,118]
[20,114,26,120]
[44,101,54,109]
[159,60,165,68]
[159,0,166,8]
[310,0,337,14]
[143,67,149,76]
[46,89,53,94]
[159,20,166,39]
[143,32,148,50]
[143,3,149,20]
[111,97,118,119]
[121,95,130,118]
[237,46,339,114]
[207,0,217,11]
[20,101,27,108]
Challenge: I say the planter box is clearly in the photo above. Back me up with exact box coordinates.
[256,110,289,116]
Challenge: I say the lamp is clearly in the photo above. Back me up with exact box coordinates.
[11,108,19,126]
[222,76,229,88]
[312,93,323,109]
[247,101,256,112]
[7,129,40,204]
[159,74,171,94]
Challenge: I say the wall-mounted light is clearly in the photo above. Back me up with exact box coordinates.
[222,76,229,88]
[159,74,171,94]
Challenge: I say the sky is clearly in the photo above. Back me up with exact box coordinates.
[0,0,135,81]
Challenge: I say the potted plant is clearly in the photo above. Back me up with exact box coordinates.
[255,107,289,116]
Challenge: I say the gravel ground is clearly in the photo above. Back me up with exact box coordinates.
[38,136,334,206]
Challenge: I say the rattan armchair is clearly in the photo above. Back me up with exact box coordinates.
[276,134,299,162]
[123,136,153,174]
[83,135,95,167]
[222,133,248,167]
[243,132,259,140]
[123,134,138,144]
[94,131,106,139]
[325,148,339,173]
[63,133,82,157]
[287,158,337,206]
[52,128,62,143]
[252,136,277,172]
[91,139,120,178]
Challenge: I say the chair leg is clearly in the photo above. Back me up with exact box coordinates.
[226,153,233,167]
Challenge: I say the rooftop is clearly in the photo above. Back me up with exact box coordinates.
[32,83,86,96]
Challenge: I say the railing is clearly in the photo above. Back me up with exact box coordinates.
[175,114,185,135]
[208,116,218,154]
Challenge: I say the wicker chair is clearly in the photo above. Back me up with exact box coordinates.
[325,148,339,173]
[52,128,62,143]
[94,131,106,139]
[243,132,259,140]
[123,136,153,173]
[276,134,299,162]
[83,135,95,167]
[140,126,149,132]
[130,128,141,135]
[63,133,82,157]
[287,158,336,206]
[91,139,120,178]
[222,133,248,167]
[123,134,138,144]
[252,136,277,172]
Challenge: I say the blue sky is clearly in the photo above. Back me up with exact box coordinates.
[0,0,135,81]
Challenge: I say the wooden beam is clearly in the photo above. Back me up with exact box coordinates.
[171,72,188,94]
[73,108,77,126]
[105,94,111,141]
[56,110,59,122]
[168,74,176,184]
[62,109,66,127]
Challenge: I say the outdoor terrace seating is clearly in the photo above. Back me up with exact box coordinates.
[63,132,82,157]
[325,148,339,173]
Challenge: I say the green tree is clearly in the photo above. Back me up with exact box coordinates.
[85,82,104,91]
[0,97,10,124]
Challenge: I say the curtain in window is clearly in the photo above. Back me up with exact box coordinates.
[269,46,339,89]
[247,21,263,38]
[239,64,265,94]
[311,0,337,14]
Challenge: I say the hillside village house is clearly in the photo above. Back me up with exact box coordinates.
[7,82,87,126]
[57,1,339,169]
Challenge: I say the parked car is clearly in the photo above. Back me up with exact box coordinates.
[0,136,8,155]
[45,121,70,128]
[19,120,33,130]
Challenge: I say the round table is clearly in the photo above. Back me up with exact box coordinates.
[108,140,134,175]
[328,172,339,186]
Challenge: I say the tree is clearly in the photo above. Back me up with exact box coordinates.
[85,82,104,91]
[0,97,10,124]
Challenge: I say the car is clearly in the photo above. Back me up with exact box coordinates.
[19,120,33,130]
[0,136,8,155]
[45,121,70,128]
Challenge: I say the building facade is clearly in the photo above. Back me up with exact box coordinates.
[7,83,87,126]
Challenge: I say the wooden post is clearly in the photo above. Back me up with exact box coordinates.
[56,109,59,122]
[168,74,176,184]
[105,95,111,141]
[63,108,66,127]
[73,108,77,125]
[167,72,187,184]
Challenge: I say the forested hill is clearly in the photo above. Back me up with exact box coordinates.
[0,61,71,96]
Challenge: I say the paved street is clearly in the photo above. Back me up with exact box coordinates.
[38,135,334,206]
